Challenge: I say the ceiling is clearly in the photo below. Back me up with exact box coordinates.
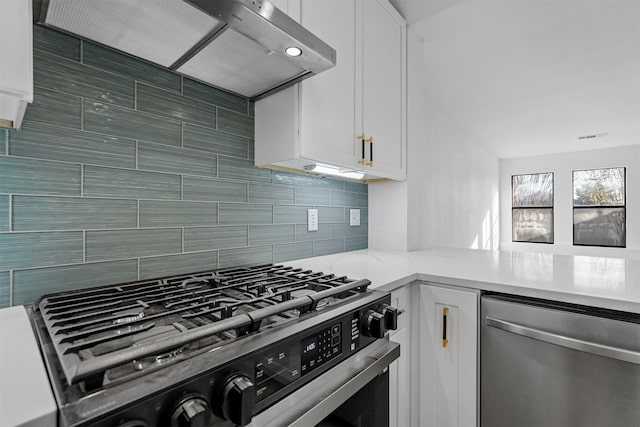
[389,0,640,159]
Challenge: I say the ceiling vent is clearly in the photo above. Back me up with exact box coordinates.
[577,133,608,141]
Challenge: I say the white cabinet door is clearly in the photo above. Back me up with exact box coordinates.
[418,284,477,427]
[358,0,406,179]
[298,0,357,169]
[389,286,410,427]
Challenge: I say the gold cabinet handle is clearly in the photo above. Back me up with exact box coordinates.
[357,134,366,165]
[442,307,449,348]
[366,136,373,166]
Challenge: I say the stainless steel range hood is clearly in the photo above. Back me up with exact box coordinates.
[36,0,336,99]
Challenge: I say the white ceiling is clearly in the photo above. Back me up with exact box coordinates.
[390,0,640,159]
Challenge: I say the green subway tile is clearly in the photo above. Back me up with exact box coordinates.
[331,222,368,239]
[84,166,181,199]
[344,182,368,193]
[313,239,345,257]
[248,139,254,160]
[272,170,313,187]
[318,207,345,223]
[183,78,247,114]
[83,42,181,92]
[137,83,215,127]
[34,50,133,107]
[13,260,139,305]
[249,224,294,246]
[0,196,8,232]
[138,141,217,177]
[217,108,254,138]
[0,129,6,154]
[33,26,80,61]
[86,228,182,262]
[183,177,247,202]
[295,187,330,206]
[295,224,330,242]
[313,177,345,191]
[0,231,83,270]
[218,156,271,182]
[219,246,272,268]
[183,123,249,158]
[139,251,217,280]
[0,156,81,196]
[219,204,272,225]
[139,200,217,227]
[248,182,294,205]
[274,242,313,263]
[248,101,255,117]
[331,190,357,207]
[9,122,136,168]
[345,235,368,252]
[0,271,9,308]
[184,226,248,252]
[83,100,181,146]
[23,86,82,129]
[273,205,309,224]
[356,192,368,207]
[13,196,137,231]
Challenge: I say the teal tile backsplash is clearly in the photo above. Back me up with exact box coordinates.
[0,26,368,307]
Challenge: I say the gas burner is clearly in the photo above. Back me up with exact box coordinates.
[32,264,370,392]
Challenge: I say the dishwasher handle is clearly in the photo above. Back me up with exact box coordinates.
[486,316,640,365]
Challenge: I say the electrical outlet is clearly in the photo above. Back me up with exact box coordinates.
[349,209,360,226]
[307,209,318,231]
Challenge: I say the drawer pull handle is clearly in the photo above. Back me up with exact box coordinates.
[442,307,449,348]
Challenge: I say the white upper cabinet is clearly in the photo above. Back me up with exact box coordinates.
[0,0,33,129]
[255,0,406,181]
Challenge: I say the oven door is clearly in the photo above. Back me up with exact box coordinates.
[250,338,400,427]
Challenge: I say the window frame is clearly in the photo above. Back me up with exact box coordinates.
[511,172,554,244]
[572,167,626,248]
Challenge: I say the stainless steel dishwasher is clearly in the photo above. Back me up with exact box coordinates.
[481,294,640,427]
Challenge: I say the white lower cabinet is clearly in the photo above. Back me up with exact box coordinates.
[417,283,478,427]
[388,286,410,427]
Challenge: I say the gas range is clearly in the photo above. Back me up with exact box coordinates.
[28,264,398,427]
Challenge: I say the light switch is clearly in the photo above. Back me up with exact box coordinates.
[350,209,360,226]
[307,209,318,231]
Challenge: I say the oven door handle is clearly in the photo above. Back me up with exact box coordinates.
[251,338,400,427]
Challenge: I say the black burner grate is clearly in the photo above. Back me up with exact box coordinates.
[33,264,370,389]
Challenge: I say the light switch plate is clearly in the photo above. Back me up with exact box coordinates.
[307,208,318,231]
[349,209,360,226]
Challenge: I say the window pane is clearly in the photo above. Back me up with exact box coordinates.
[573,168,625,206]
[574,207,626,247]
[512,173,553,207]
[512,208,553,243]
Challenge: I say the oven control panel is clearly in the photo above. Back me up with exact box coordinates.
[301,323,342,375]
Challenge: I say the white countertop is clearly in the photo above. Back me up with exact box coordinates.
[283,248,640,314]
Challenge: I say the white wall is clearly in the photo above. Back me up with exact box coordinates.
[369,27,500,251]
[418,98,500,249]
[500,145,640,257]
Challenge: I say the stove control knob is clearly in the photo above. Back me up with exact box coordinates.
[170,395,212,427]
[362,310,386,338]
[379,304,398,331]
[218,374,255,427]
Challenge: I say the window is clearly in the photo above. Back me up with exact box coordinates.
[573,167,626,247]
[512,172,554,243]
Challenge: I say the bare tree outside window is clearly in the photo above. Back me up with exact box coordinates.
[512,173,554,243]
[573,168,626,247]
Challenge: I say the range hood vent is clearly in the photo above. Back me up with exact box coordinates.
[37,0,336,99]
